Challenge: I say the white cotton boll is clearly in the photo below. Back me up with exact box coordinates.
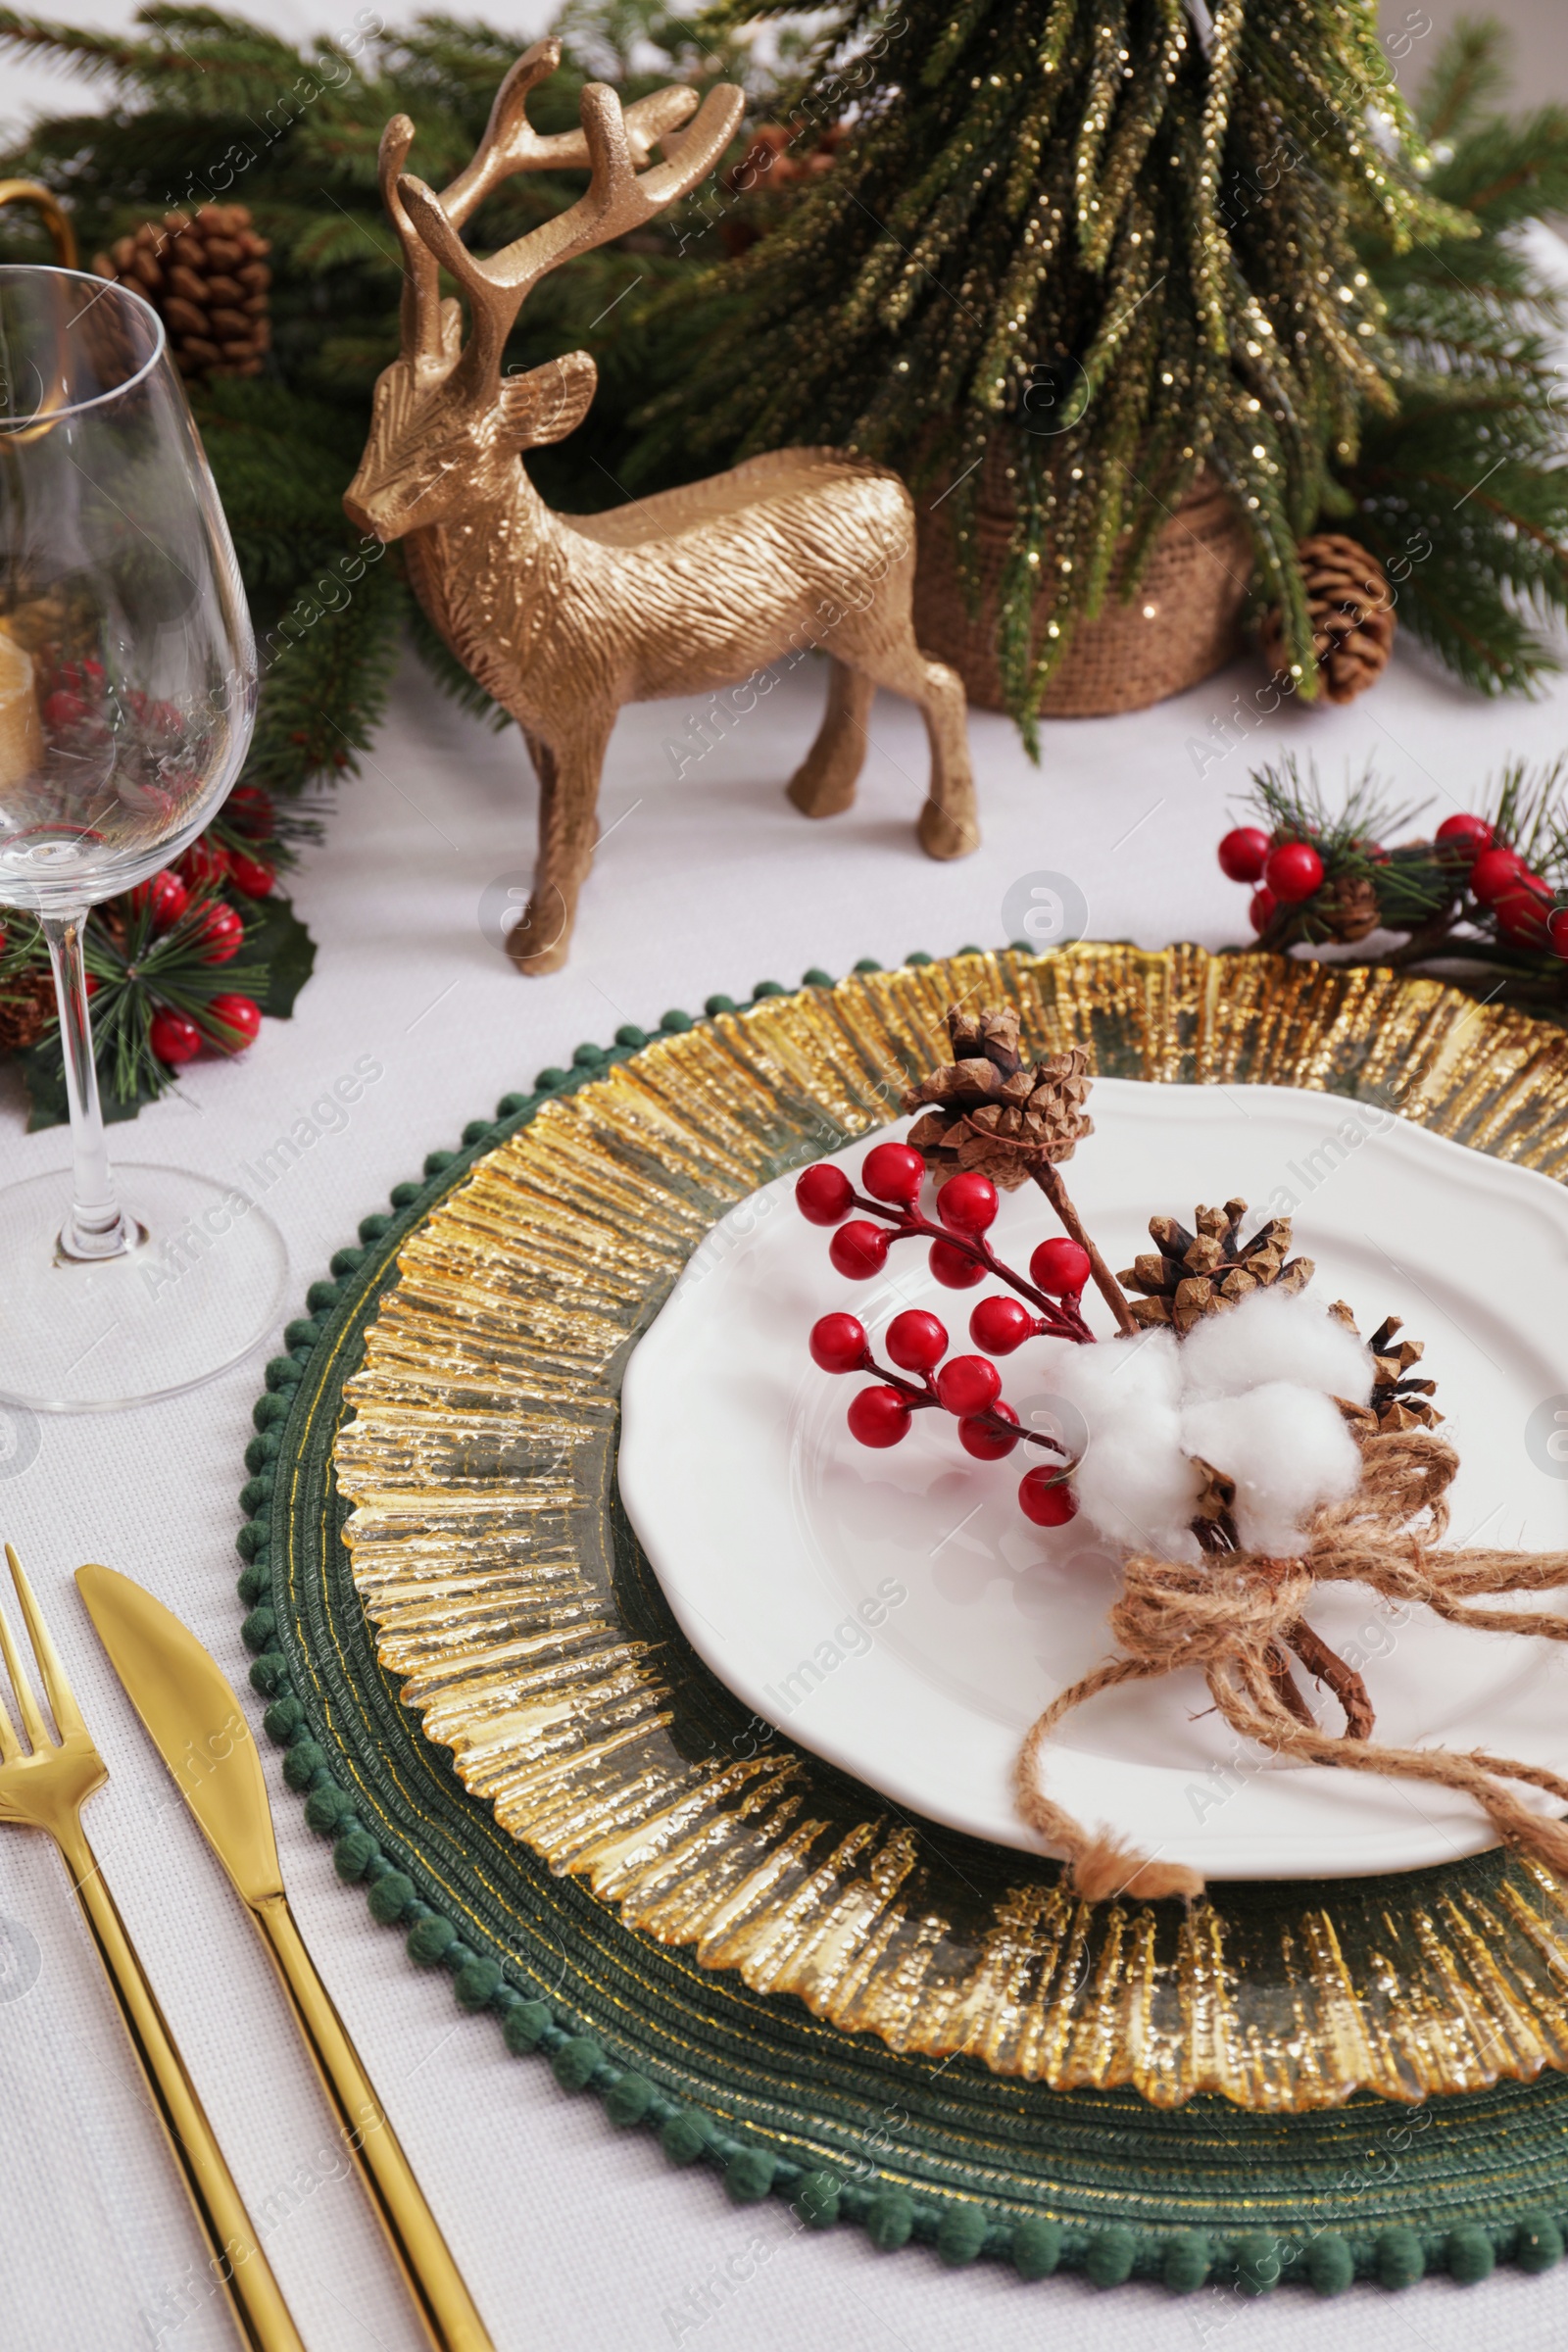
[1179,1286,1374,1410]
[1047,1326,1183,1426]
[1074,1403,1204,1562]
[1179,1384,1363,1557]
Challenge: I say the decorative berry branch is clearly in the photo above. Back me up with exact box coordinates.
[1219,754,1568,1004]
[796,1142,1090,1528]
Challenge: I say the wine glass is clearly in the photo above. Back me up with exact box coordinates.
[0,264,286,1409]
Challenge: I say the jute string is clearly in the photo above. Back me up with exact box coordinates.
[1016,1430,1568,1902]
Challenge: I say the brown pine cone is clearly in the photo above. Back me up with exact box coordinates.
[0,969,56,1055]
[1329,1307,1442,1435]
[1316,870,1382,943]
[1118,1199,1314,1335]
[901,1003,1094,1190]
[92,204,271,381]
[1260,533,1396,706]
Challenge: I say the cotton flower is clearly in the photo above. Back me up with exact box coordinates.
[1180,1384,1363,1556]
[1031,1287,1374,1562]
[1179,1285,1374,1408]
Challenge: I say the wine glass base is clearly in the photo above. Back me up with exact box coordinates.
[0,1164,288,1411]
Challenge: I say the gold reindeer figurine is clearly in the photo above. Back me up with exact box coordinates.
[344,42,977,974]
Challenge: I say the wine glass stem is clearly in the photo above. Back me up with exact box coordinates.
[41,910,128,1260]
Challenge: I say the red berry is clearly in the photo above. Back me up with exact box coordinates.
[130,868,188,929]
[796,1163,855,1225]
[149,1007,201,1065]
[1019,1467,1079,1527]
[861,1141,925,1206]
[1249,887,1277,934]
[1029,1238,1092,1298]
[83,974,99,999]
[935,1353,1003,1416]
[1494,883,1551,947]
[936,1172,999,1235]
[1217,825,1270,883]
[42,688,86,730]
[224,851,275,899]
[178,837,229,890]
[1263,841,1325,904]
[847,1385,912,1448]
[969,1295,1036,1354]
[1436,812,1494,857]
[958,1402,1019,1460]
[193,901,244,963]
[809,1312,869,1373]
[205,993,262,1052]
[929,1238,986,1290]
[829,1219,891,1280]
[1549,908,1568,960]
[1469,846,1525,906]
[225,783,275,839]
[886,1309,948,1373]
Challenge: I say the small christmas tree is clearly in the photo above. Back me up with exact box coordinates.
[637,0,1469,738]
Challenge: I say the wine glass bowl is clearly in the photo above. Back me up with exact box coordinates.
[0,265,284,1410]
[0,266,254,907]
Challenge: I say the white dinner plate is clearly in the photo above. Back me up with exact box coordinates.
[618,1081,1568,1878]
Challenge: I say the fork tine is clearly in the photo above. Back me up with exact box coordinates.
[5,1545,84,1743]
[0,1546,60,1750]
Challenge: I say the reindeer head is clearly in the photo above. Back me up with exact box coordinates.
[344,42,743,542]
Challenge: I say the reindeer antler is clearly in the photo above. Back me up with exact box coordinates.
[384,39,739,377]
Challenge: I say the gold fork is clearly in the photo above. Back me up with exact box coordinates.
[0,1544,306,2352]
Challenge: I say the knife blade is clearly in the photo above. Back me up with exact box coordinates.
[77,1562,496,2352]
[75,1560,283,1907]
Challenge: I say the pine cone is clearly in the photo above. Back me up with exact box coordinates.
[0,970,56,1055]
[901,1003,1094,1190]
[1260,533,1396,706]
[1329,1306,1442,1435]
[1317,870,1382,943]
[92,205,271,381]
[1118,1199,1314,1335]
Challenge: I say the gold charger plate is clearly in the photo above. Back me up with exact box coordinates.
[334,944,1568,2112]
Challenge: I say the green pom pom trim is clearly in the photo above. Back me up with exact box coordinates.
[1086,2226,1138,2288]
[605,2072,656,2129]
[1306,2233,1355,2296]
[502,2001,552,2055]
[1162,2233,1209,2293]
[454,1955,503,2012]
[794,2171,841,2230]
[865,2188,914,2252]
[1447,2225,1495,2284]
[1235,2231,1281,2294]
[661,2108,712,2167]
[551,2034,604,2092]
[1376,2227,1424,2289]
[1012,2216,1062,2279]
[333,1826,376,1883]
[367,1871,415,1927]
[725,2147,776,2204]
[1515,2212,1562,2273]
[936,2203,989,2267]
[407,1913,458,1967]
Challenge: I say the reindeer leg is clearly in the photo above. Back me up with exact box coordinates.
[787,659,873,819]
[508,724,609,976]
[850,638,978,860]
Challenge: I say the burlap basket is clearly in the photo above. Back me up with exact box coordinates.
[912,443,1254,717]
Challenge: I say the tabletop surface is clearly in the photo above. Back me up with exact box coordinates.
[7,356,1568,2350]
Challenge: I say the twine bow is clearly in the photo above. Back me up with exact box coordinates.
[1016,1430,1568,1902]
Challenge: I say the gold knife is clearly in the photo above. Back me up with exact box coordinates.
[77,1562,497,2352]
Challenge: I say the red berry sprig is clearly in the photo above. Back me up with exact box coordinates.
[796,1146,1094,1344]
[808,1307,1080,1518]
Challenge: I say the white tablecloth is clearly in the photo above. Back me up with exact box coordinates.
[4,622,1568,2349]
